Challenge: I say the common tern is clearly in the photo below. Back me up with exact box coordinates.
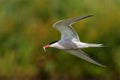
[43,15,105,67]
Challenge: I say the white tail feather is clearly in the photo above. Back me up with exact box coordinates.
[86,43,104,48]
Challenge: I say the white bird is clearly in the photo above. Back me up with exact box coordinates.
[43,15,105,67]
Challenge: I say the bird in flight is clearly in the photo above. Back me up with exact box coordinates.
[43,15,105,67]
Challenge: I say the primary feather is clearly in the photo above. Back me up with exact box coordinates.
[53,15,93,41]
[67,49,105,67]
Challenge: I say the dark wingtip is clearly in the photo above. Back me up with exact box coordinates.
[88,14,94,16]
[83,14,94,19]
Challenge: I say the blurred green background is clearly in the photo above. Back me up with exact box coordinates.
[0,0,120,80]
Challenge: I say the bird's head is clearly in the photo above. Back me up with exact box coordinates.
[43,40,58,52]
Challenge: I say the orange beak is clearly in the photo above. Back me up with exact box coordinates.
[43,45,50,52]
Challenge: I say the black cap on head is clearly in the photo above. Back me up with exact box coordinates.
[49,40,58,44]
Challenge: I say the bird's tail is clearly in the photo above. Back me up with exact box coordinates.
[86,43,105,48]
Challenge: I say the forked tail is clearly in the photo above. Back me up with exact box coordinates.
[86,43,104,48]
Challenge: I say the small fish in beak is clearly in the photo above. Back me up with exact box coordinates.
[43,47,46,52]
[43,45,50,52]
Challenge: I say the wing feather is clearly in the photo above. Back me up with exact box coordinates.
[53,15,93,41]
[67,49,105,67]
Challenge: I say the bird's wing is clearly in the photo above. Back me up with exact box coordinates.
[66,49,105,67]
[53,15,93,41]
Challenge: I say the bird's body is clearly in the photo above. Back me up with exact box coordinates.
[43,15,105,67]
[50,39,103,50]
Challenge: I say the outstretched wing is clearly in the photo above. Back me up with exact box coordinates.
[67,49,105,67]
[53,15,93,41]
